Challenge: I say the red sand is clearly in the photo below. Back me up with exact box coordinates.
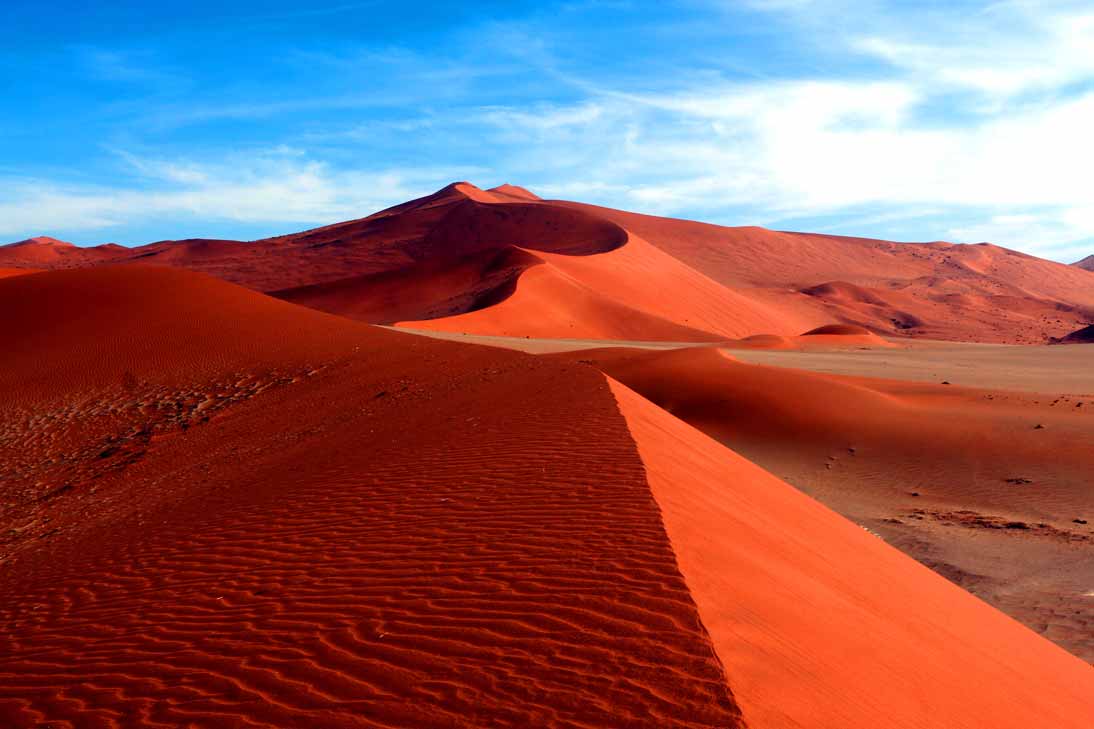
[402,260,729,341]
[611,379,1094,728]
[558,201,1094,343]
[5,265,1094,726]
[0,267,38,279]
[0,237,124,268]
[558,345,1094,661]
[1074,254,1094,271]
[722,326,896,350]
[0,266,743,728]
[7,182,1093,343]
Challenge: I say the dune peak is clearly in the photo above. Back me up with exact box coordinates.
[5,235,75,248]
[488,183,541,201]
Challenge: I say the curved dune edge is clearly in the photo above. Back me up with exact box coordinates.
[560,200,1094,344]
[607,377,1094,729]
[396,261,727,342]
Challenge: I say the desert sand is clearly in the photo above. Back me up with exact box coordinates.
[548,344,1094,661]
[7,182,1094,344]
[5,184,1094,727]
[0,267,743,727]
[0,268,38,280]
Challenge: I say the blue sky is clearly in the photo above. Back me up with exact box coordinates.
[2,0,1093,261]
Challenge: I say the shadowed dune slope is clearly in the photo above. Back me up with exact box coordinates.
[271,247,545,324]
[1057,323,1094,343]
[610,379,1094,728]
[1074,254,1094,271]
[0,266,746,729]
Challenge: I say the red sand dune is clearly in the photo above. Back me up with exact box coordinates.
[5,266,1094,726]
[400,253,732,342]
[731,333,795,349]
[557,201,1094,343]
[7,182,1094,343]
[0,266,744,728]
[556,345,1094,661]
[721,326,895,351]
[0,236,125,268]
[273,247,543,324]
[612,380,1094,728]
[3,235,74,251]
[1074,254,1094,272]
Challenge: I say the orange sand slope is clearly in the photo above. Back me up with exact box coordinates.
[3,266,1094,727]
[557,345,1094,662]
[5,182,1094,343]
[613,380,1094,728]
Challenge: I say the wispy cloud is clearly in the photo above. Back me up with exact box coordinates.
[0,149,474,240]
[851,3,1094,99]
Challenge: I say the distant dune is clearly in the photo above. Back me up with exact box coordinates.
[3,265,1093,726]
[5,182,1094,343]
[1073,254,1094,271]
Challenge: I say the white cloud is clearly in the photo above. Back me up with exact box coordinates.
[852,4,1094,98]
[0,151,469,239]
[479,102,604,131]
[738,0,1094,101]
[463,74,1094,259]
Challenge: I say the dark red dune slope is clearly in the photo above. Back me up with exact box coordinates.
[3,266,1094,727]
[5,183,1094,343]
